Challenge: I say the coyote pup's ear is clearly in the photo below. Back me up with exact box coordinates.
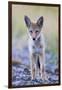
[37,16,44,28]
[24,16,31,28]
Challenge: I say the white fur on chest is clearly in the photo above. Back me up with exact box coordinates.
[28,33,45,55]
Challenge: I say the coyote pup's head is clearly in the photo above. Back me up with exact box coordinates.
[24,16,44,41]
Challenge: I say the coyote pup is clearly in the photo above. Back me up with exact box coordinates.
[24,16,47,80]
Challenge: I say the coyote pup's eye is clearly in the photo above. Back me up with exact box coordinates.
[30,30,32,33]
[36,31,39,33]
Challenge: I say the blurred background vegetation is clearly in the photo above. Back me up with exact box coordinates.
[12,4,59,59]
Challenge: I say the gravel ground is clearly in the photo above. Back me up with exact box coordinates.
[12,46,59,87]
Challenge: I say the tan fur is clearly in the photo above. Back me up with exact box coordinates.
[24,16,47,80]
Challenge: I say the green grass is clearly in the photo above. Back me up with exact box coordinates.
[12,4,59,58]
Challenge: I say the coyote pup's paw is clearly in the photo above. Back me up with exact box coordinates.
[41,73,48,81]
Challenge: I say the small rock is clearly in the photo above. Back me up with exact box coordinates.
[24,68,30,75]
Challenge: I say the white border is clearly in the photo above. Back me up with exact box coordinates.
[0,0,61,90]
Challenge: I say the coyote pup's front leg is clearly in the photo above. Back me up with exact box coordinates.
[30,54,35,80]
[39,53,47,81]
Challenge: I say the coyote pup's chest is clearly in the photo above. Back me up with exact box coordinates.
[29,37,44,55]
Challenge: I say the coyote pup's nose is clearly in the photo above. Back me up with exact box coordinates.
[33,38,35,41]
